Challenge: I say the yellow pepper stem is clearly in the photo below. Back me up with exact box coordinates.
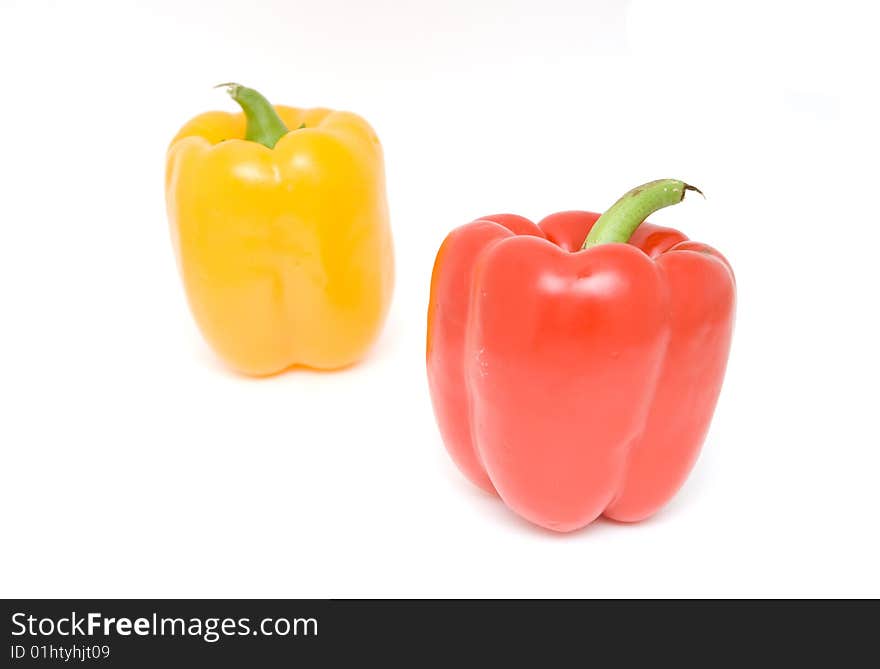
[215,82,289,149]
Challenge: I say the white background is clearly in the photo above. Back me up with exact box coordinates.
[1,0,878,597]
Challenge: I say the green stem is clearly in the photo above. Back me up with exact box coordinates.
[215,82,289,149]
[581,179,702,249]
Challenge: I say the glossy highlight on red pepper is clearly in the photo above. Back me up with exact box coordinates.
[426,180,735,532]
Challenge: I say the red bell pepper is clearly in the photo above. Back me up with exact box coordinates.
[426,179,735,532]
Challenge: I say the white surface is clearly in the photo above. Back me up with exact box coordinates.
[1,0,878,598]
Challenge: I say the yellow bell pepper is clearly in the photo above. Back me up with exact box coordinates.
[165,83,394,375]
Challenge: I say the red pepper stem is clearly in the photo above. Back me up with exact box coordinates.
[581,179,702,249]
[215,82,289,149]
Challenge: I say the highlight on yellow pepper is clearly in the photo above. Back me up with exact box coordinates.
[165,83,394,375]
